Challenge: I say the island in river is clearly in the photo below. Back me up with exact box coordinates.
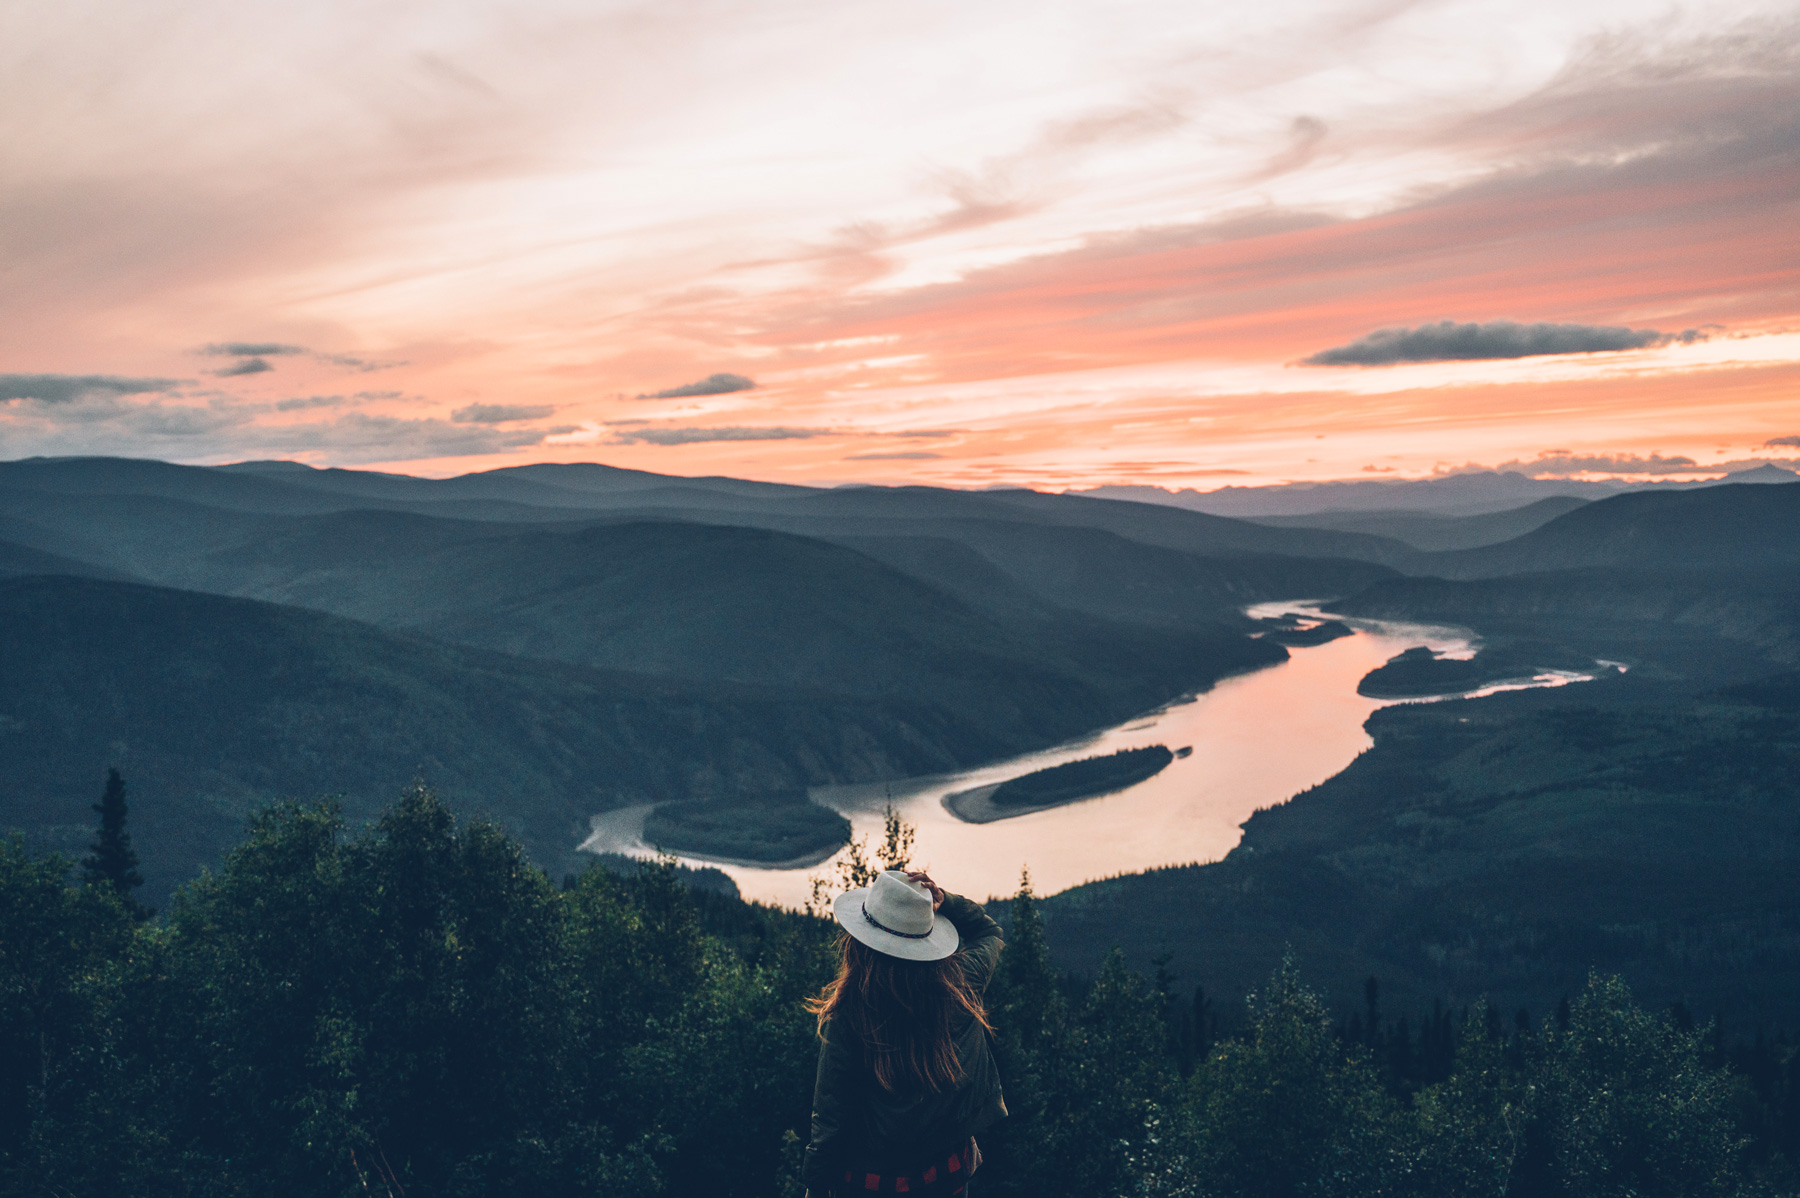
[641,791,852,867]
[1357,643,1617,698]
[1254,613,1355,647]
[946,745,1175,823]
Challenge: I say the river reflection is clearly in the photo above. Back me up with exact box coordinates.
[584,603,1562,908]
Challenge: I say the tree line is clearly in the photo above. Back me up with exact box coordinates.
[2,779,1797,1196]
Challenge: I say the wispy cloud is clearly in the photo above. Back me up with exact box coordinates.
[844,450,942,460]
[0,373,180,403]
[610,426,829,446]
[1764,435,1800,448]
[639,373,756,399]
[201,342,306,357]
[1300,321,1709,366]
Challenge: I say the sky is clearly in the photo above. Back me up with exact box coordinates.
[2,0,1797,488]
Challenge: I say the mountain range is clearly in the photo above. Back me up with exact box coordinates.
[1076,463,1797,519]
[6,448,1800,995]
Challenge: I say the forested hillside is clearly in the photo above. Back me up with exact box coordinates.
[0,576,1015,901]
[1040,672,1800,1028]
[3,790,1794,1196]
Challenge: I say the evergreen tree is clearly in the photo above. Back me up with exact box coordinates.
[80,768,146,918]
[3,786,1792,1196]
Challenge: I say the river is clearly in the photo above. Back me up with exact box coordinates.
[581,602,1604,908]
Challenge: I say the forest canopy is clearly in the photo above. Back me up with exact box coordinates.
[3,787,1796,1196]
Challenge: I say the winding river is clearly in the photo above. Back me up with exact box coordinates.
[582,603,1604,908]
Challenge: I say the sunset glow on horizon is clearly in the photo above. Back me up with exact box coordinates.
[3,0,1796,489]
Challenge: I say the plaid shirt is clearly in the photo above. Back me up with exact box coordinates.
[831,1137,976,1195]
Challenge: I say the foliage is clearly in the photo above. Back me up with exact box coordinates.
[1533,975,1750,1197]
[0,792,1792,1197]
[802,803,914,914]
[0,835,140,1194]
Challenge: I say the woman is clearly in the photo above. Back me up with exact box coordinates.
[801,868,1007,1197]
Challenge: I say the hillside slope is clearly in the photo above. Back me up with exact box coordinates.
[0,576,1023,902]
[1250,496,1588,551]
[156,512,1278,736]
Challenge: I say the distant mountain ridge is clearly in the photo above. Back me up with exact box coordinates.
[1333,482,1800,675]
[1075,465,1797,518]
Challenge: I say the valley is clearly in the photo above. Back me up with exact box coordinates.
[5,455,1799,1035]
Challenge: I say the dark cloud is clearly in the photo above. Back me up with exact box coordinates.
[640,372,756,399]
[0,373,179,403]
[319,353,402,372]
[214,357,274,377]
[125,406,248,437]
[261,413,561,460]
[610,426,827,446]
[0,385,562,462]
[844,450,942,460]
[452,402,556,424]
[202,342,306,357]
[199,343,401,372]
[1301,320,1709,366]
[1764,435,1800,447]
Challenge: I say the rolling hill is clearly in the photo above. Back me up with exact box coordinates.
[1413,481,1800,579]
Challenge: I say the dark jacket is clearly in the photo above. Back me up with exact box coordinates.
[801,894,1007,1192]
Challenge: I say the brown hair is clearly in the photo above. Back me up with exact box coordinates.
[806,931,994,1094]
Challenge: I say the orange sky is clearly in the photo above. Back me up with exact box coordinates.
[1,0,1796,488]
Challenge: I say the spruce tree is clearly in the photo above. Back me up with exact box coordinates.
[81,767,147,917]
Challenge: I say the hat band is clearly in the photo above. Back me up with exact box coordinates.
[861,902,933,940]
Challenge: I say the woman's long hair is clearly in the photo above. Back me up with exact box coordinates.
[807,931,994,1094]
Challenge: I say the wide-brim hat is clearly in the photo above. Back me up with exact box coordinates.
[833,869,960,962]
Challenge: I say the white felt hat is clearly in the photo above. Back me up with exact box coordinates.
[833,870,960,961]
